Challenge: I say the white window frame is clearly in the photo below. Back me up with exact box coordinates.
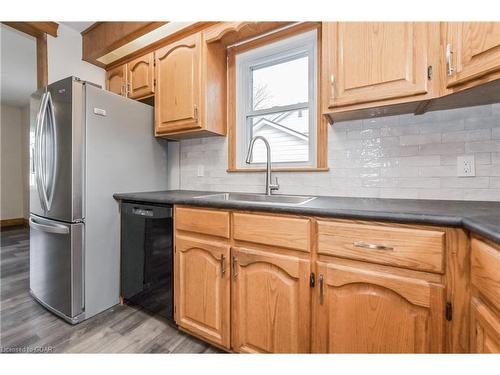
[235,30,317,169]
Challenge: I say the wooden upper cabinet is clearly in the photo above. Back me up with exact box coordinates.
[155,33,201,134]
[231,247,311,353]
[313,260,445,353]
[154,29,227,138]
[322,22,438,113]
[471,297,500,353]
[106,65,127,96]
[127,52,155,99]
[445,22,500,91]
[175,235,230,349]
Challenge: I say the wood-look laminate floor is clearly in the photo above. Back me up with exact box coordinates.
[0,226,220,354]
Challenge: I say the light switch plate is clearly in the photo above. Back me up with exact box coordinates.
[457,155,475,177]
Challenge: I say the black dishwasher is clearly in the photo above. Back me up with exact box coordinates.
[120,201,174,324]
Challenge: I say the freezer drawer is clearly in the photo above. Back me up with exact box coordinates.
[29,215,84,322]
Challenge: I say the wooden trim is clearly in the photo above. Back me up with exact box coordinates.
[204,22,293,46]
[0,218,28,228]
[104,22,217,70]
[227,167,329,173]
[2,22,58,38]
[82,22,167,67]
[36,33,48,89]
[227,22,327,172]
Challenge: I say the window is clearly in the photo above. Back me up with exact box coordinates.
[234,29,318,169]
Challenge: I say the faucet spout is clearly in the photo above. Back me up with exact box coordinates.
[245,136,279,195]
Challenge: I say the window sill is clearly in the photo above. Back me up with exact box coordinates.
[227,167,329,173]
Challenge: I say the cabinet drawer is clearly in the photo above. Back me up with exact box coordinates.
[233,213,310,252]
[317,221,445,273]
[472,238,500,312]
[175,207,230,238]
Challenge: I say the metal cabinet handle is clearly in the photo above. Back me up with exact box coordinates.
[319,274,324,305]
[232,255,238,279]
[127,82,131,95]
[220,254,225,277]
[193,105,198,122]
[353,241,394,251]
[446,43,455,76]
[330,74,336,99]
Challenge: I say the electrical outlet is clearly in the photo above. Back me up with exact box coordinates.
[457,155,475,177]
[197,165,204,177]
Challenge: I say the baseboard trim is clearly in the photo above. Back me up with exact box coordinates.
[0,218,28,228]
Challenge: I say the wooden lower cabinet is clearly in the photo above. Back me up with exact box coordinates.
[471,297,500,353]
[231,247,311,353]
[175,235,230,349]
[313,260,445,353]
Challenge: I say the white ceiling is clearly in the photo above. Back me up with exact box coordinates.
[60,22,95,33]
[1,24,37,107]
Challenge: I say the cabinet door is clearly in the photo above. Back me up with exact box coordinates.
[155,33,202,135]
[175,235,230,349]
[106,65,127,96]
[446,22,500,90]
[127,52,155,99]
[231,247,311,353]
[323,22,432,109]
[313,260,445,353]
[471,297,500,353]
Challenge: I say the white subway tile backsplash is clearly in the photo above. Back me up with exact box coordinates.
[418,142,465,155]
[464,117,499,130]
[179,104,500,201]
[492,127,500,139]
[442,129,491,143]
[400,134,441,146]
[440,177,490,189]
[465,140,500,153]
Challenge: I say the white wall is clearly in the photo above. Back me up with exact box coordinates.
[178,103,500,201]
[1,105,29,220]
[48,23,105,87]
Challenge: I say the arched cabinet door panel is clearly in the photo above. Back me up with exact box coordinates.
[313,260,445,353]
[445,22,500,91]
[127,52,155,99]
[231,247,311,353]
[471,298,500,353]
[106,65,127,97]
[175,235,230,349]
[155,33,202,134]
[322,22,436,110]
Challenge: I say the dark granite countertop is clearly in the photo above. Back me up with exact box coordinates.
[113,190,500,245]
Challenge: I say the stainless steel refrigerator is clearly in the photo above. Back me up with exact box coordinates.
[29,76,169,324]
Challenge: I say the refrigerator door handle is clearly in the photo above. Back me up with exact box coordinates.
[35,92,48,211]
[29,217,69,235]
[45,92,58,211]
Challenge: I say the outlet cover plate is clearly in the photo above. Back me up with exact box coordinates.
[457,155,475,177]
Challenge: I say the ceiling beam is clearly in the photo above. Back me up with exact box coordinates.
[81,22,167,67]
[2,22,58,38]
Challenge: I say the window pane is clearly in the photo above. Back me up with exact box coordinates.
[252,56,308,110]
[248,109,309,163]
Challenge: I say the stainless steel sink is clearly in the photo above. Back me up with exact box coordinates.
[193,192,317,206]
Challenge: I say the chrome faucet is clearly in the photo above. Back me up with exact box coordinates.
[245,136,279,195]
